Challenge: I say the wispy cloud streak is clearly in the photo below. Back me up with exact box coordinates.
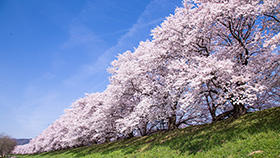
[64,0,182,88]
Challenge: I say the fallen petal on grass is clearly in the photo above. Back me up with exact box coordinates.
[248,150,263,156]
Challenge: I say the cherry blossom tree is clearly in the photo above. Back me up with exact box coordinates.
[13,0,279,154]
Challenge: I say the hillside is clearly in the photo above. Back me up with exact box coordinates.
[15,107,280,158]
[15,139,31,145]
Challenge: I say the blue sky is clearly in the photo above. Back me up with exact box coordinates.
[0,0,182,138]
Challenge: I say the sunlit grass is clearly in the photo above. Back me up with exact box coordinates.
[15,107,280,158]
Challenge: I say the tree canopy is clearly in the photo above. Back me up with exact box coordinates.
[0,134,17,157]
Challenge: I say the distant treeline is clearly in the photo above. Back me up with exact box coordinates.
[15,139,31,145]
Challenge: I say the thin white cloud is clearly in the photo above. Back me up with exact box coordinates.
[63,0,182,88]
[61,23,106,50]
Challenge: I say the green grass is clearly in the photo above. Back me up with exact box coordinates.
[15,107,280,158]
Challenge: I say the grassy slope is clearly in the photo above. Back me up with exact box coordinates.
[16,107,280,158]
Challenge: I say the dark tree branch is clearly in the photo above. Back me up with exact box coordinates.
[264,14,280,23]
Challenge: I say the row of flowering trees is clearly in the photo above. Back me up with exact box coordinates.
[14,0,279,154]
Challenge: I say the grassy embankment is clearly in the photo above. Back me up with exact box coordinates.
[16,107,280,158]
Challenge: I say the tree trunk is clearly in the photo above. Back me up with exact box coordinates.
[127,132,134,138]
[168,114,177,130]
[214,103,247,121]
[210,109,217,122]
[232,103,247,118]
